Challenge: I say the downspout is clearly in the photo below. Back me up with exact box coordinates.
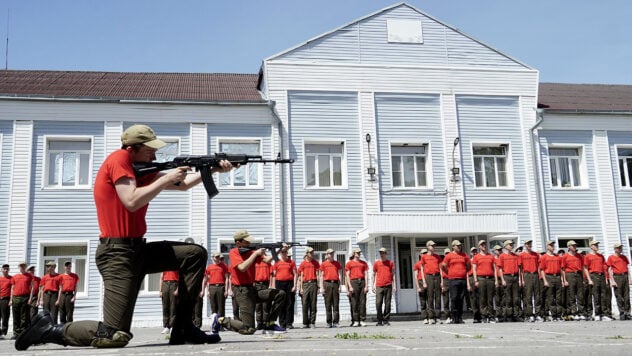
[267,100,288,243]
[531,109,550,249]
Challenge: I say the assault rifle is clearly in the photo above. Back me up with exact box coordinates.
[133,153,294,199]
[238,242,306,262]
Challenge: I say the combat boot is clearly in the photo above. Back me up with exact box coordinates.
[15,311,65,351]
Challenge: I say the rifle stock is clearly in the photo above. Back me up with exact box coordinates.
[132,153,294,199]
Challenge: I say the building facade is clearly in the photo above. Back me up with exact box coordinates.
[0,3,630,324]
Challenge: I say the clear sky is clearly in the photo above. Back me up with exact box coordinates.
[2,0,631,84]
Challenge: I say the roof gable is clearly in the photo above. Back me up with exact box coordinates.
[266,2,530,69]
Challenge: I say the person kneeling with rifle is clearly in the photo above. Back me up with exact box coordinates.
[216,230,287,335]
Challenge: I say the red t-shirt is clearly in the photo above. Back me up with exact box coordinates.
[472,253,495,277]
[320,260,342,281]
[41,273,62,292]
[519,251,540,273]
[498,252,520,275]
[443,252,470,279]
[205,263,228,285]
[561,253,584,273]
[539,254,562,274]
[413,260,424,280]
[584,253,606,274]
[255,261,272,282]
[298,259,320,282]
[273,259,296,282]
[31,276,41,297]
[373,259,395,287]
[229,248,261,286]
[161,271,179,282]
[607,254,630,274]
[0,275,12,297]
[11,273,32,296]
[60,272,80,292]
[421,254,442,275]
[94,149,157,239]
[345,259,368,280]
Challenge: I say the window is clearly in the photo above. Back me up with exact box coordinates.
[45,139,92,187]
[155,138,180,163]
[306,241,348,285]
[473,145,509,188]
[557,237,591,254]
[391,144,428,188]
[305,143,344,188]
[549,147,582,188]
[218,140,261,187]
[618,147,632,188]
[42,245,87,294]
[386,19,423,43]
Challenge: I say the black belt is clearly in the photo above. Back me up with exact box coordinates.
[325,280,339,283]
[504,273,518,277]
[524,272,538,274]
[590,272,604,275]
[546,273,560,276]
[100,237,146,246]
[209,284,225,287]
[614,273,628,276]
[233,284,253,288]
[254,281,269,285]
[44,291,59,295]
[302,280,317,283]
[351,278,364,281]
[426,273,440,276]
[163,280,178,283]
[478,275,494,279]
[13,294,29,298]
[566,271,582,274]
[0,296,9,300]
[62,292,75,295]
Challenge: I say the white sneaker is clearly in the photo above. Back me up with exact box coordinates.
[423,319,429,324]
[350,322,358,327]
[602,316,613,321]
[446,317,452,324]
[359,321,367,327]
[572,315,580,321]
[529,316,535,322]
[579,315,586,321]
[161,327,170,334]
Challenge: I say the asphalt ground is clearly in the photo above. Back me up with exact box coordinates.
[2,318,632,356]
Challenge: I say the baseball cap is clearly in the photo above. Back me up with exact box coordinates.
[444,248,451,254]
[233,229,254,243]
[325,248,335,254]
[420,248,427,255]
[426,240,436,247]
[566,240,577,247]
[546,240,556,246]
[18,261,27,267]
[1,264,8,268]
[478,240,487,246]
[470,247,477,252]
[493,245,502,251]
[46,261,56,267]
[304,247,314,255]
[121,124,166,149]
[524,239,533,245]
[503,240,514,247]
[614,243,623,248]
[27,265,36,271]
[352,248,362,254]
[64,261,72,267]
[212,251,222,258]
[379,247,387,253]
[590,240,600,246]
[451,240,462,246]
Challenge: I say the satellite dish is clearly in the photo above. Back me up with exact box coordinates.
[184,237,195,244]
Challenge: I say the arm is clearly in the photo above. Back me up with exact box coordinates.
[584,266,593,285]
[363,269,369,294]
[236,248,265,272]
[391,266,397,293]
[372,270,377,293]
[420,264,427,289]
[225,272,232,297]
[473,264,479,288]
[199,273,208,298]
[345,270,352,294]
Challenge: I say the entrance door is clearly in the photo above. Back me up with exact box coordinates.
[396,240,418,313]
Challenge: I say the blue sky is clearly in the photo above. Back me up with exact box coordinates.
[2,0,631,84]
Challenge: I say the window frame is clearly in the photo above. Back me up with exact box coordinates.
[547,144,587,189]
[303,139,348,190]
[616,145,632,189]
[154,136,181,163]
[389,141,433,190]
[216,137,264,190]
[556,236,592,254]
[471,142,513,189]
[38,240,90,298]
[42,135,94,190]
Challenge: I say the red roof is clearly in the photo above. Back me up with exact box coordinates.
[0,70,264,103]
[539,83,632,112]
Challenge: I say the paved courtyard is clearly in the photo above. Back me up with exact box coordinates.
[2,319,632,356]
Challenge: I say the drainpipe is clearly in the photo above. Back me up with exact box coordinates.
[267,100,288,243]
[530,108,550,249]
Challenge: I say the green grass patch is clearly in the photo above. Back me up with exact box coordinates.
[334,332,395,340]
[606,335,625,340]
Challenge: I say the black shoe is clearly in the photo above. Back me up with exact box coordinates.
[473,319,482,324]
[287,324,294,329]
[169,325,221,345]
[376,322,383,326]
[256,324,264,330]
[15,311,65,351]
[383,321,390,326]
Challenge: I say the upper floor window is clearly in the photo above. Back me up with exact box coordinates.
[618,147,632,188]
[42,244,87,294]
[218,140,261,188]
[549,147,582,188]
[391,144,428,188]
[45,139,92,188]
[139,273,161,294]
[305,143,344,188]
[473,145,509,188]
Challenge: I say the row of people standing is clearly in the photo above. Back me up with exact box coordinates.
[0,261,79,339]
[414,238,631,324]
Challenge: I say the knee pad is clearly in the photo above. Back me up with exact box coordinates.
[90,322,133,348]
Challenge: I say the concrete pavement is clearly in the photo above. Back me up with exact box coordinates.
[2,318,632,355]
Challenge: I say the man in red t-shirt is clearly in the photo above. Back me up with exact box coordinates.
[584,240,612,321]
[26,265,41,323]
[254,256,273,330]
[159,270,179,334]
[11,262,33,337]
[345,248,369,327]
[59,261,80,324]
[320,248,342,328]
[608,242,631,320]
[540,240,564,321]
[218,230,286,335]
[561,240,585,320]
[519,240,541,322]
[17,125,234,351]
[420,241,443,324]
[472,240,497,323]
[497,240,522,322]
[298,247,320,328]
[272,249,298,329]
[201,252,230,320]
[0,264,12,337]
[38,262,61,324]
[442,240,471,324]
[373,247,396,326]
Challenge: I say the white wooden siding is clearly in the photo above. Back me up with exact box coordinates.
[0,122,11,261]
[609,131,632,256]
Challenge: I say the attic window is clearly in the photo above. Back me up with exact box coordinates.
[387,19,423,43]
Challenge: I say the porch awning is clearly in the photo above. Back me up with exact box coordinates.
[356,212,517,243]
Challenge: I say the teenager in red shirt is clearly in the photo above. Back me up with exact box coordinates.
[320,248,342,328]
[272,249,297,329]
[608,242,631,320]
[345,248,369,327]
[373,247,396,326]
[540,240,564,321]
[442,240,471,324]
[254,257,273,331]
[497,240,522,322]
[472,240,497,323]
[561,240,585,320]
[11,262,33,337]
[584,240,612,321]
[519,240,541,322]
[298,247,320,328]
[59,261,80,324]
[38,262,61,324]
[201,252,230,322]
[0,264,11,337]
[26,265,40,323]
[420,241,443,324]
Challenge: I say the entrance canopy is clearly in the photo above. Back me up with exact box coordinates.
[357,212,517,243]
